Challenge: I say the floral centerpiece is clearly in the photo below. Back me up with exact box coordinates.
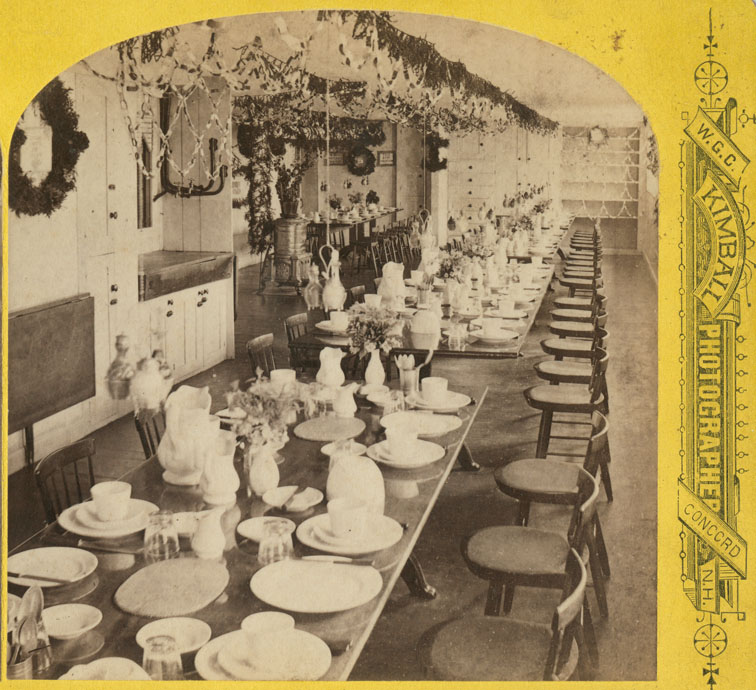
[436,247,468,280]
[346,304,404,386]
[225,373,312,495]
[462,235,495,260]
[346,304,403,358]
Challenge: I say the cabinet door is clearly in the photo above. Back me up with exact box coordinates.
[183,288,203,376]
[201,283,227,367]
[164,295,187,379]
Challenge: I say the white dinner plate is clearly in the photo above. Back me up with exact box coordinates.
[298,513,404,556]
[136,617,212,654]
[380,411,463,437]
[196,629,331,681]
[469,328,519,345]
[406,390,471,413]
[366,440,446,469]
[514,294,537,303]
[485,308,528,319]
[8,547,98,588]
[315,321,348,335]
[58,499,158,539]
[237,516,296,543]
[43,603,102,640]
[216,628,331,681]
[250,559,383,614]
[76,500,149,531]
[321,440,367,457]
[59,657,151,680]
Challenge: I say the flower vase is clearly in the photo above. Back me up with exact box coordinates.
[245,443,280,497]
[364,349,385,387]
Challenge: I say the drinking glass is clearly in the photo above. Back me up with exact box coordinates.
[382,390,405,415]
[142,635,184,680]
[143,510,180,563]
[258,520,294,565]
[448,323,468,351]
[399,368,419,397]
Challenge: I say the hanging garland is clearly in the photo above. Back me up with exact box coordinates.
[238,123,275,255]
[424,131,449,172]
[9,77,89,217]
[346,143,376,176]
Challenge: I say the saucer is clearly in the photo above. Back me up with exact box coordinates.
[237,517,296,543]
[469,328,519,344]
[58,499,158,539]
[297,513,404,555]
[77,500,149,531]
[321,440,367,457]
[380,411,463,437]
[262,486,323,512]
[315,321,348,336]
[367,440,446,469]
[406,390,471,413]
[484,308,528,319]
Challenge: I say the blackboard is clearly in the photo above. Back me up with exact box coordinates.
[8,294,96,434]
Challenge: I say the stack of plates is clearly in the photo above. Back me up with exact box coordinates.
[380,411,462,437]
[196,628,331,681]
[469,328,519,345]
[297,513,404,555]
[8,547,98,588]
[58,499,158,538]
[367,440,445,469]
[250,559,384,613]
[405,390,471,413]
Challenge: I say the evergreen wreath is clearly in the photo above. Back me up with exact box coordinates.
[346,143,376,176]
[9,77,89,217]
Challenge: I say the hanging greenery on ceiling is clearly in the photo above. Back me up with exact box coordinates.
[424,131,449,172]
[9,77,90,217]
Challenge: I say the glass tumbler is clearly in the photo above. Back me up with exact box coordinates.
[143,510,180,563]
[398,368,419,397]
[257,519,295,566]
[383,390,406,415]
[142,635,184,680]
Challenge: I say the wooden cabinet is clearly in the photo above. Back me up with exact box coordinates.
[138,279,229,383]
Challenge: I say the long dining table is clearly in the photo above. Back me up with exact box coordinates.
[9,383,488,681]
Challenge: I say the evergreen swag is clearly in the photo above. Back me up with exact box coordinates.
[9,77,89,217]
[424,131,449,172]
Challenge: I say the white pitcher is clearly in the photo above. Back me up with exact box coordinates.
[326,454,385,515]
[200,430,240,506]
[316,347,345,389]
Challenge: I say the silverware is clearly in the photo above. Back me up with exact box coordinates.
[302,555,375,567]
[8,571,73,585]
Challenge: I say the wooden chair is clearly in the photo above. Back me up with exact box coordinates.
[134,409,166,460]
[284,312,319,373]
[34,438,97,523]
[347,285,366,308]
[462,468,607,619]
[541,326,609,362]
[525,349,609,458]
[246,333,276,377]
[551,295,607,323]
[549,312,607,340]
[420,548,592,681]
[369,241,381,275]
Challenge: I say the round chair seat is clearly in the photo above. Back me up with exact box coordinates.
[551,308,595,322]
[541,337,596,358]
[423,615,577,681]
[535,359,593,382]
[525,384,604,412]
[550,321,596,338]
[495,458,580,497]
[553,296,592,309]
[466,525,570,575]
[559,277,596,288]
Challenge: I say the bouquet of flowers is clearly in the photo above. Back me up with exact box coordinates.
[436,248,467,280]
[462,235,495,260]
[346,304,403,357]
[532,200,551,215]
[225,374,308,450]
[513,215,534,234]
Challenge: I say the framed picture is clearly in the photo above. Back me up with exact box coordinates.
[327,150,345,165]
[377,150,395,166]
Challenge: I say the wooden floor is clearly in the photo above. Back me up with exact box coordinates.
[7,249,658,681]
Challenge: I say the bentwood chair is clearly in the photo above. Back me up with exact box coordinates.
[34,438,97,523]
[285,312,319,373]
[420,548,591,681]
[134,409,166,460]
[246,333,276,377]
[524,350,609,458]
[369,241,381,275]
[462,468,607,619]
[346,284,366,308]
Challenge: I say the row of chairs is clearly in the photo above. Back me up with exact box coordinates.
[420,223,612,681]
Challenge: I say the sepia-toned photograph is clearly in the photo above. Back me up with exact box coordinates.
[6,10,657,682]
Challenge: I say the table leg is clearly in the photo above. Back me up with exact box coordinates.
[456,442,481,472]
[401,553,437,599]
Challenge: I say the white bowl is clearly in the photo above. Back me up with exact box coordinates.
[43,604,102,640]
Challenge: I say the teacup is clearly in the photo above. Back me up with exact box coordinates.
[422,377,449,405]
[411,269,425,285]
[482,318,503,337]
[327,497,368,540]
[330,311,349,330]
[270,368,296,392]
[364,294,381,308]
[385,426,419,459]
[91,481,131,521]
[498,297,515,314]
